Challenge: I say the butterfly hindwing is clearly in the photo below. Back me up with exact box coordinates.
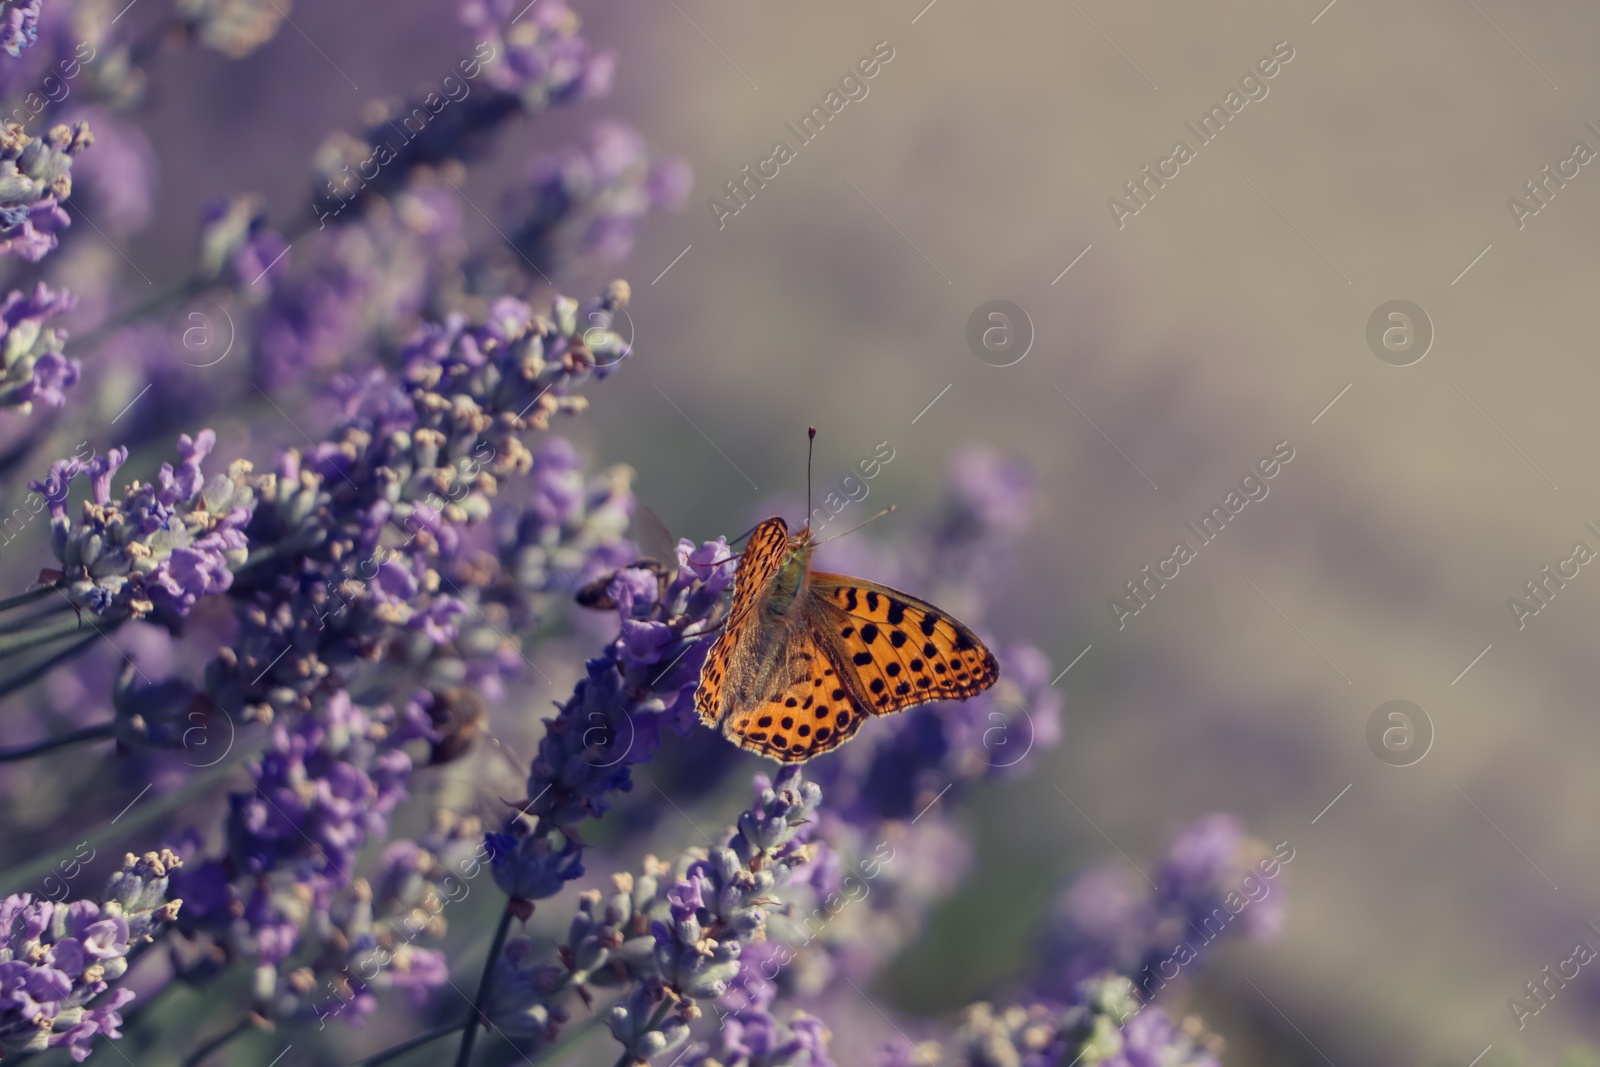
[811,572,999,714]
[696,517,790,727]
[719,629,865,762]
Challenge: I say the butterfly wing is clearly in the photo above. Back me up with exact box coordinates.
[716,627,866,762]
[633,503,678,566]
[810,572,999,713]
[695,517,790,727]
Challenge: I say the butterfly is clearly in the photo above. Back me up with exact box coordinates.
[695,506,999,764]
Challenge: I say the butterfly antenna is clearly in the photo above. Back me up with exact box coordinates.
[805,426,816,529]
[814,504,897,546]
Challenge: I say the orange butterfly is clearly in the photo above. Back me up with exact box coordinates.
[695,435,998,763]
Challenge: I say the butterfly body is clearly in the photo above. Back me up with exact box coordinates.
[696,516,998,762]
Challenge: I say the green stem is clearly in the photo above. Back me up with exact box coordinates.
[180,1016,253,1067]
[73,275,208,354]
[0,721,113,763]
[0,631,102,703]
[0,611,87,659]
[350,1020,469,1066]
[609,998,675,1067]
[0,585,57,614]
[454,902,516,1067]
[0,600,72,636]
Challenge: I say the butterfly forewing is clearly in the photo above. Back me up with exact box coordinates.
[811,573,999,713]
[695,517,790,727]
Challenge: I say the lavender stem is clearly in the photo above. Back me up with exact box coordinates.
[0,721,112,762]
[454,901,515,1067]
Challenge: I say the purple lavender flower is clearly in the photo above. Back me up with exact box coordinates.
[1151,814,1287,945]
[214,284,635,720]
[0,851,183,1062]
[29,429,257,624]
[921,978,1222,1067]
[485,538,731,911]
[310,1,614,225]
[0,0,40,57]
[160,687,466,1026]
[258,171,464,387]
[1038,815,1288,999]
[495,435,636,613]
[0,281,78,413]
[685,1006,837,1067]
[200,194,287,290]
[0,120,91,261]
[230,690,414,879]
[483,768,827,1061]
[459,0,615,103]
[945,448,1035,537]
[504,121,691,275]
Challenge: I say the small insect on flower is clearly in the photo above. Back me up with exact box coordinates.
[573,503,679,610]
[695,428,998,762]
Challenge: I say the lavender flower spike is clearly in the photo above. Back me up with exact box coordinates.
[0,120,92,262]
[483,770,829,1063]
[0,850,184,1062]
[0,281,78,413]
[0,0,40,57]
[29,430,257,625]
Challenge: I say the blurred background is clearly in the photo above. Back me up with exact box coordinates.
[7,0,1600,1064]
